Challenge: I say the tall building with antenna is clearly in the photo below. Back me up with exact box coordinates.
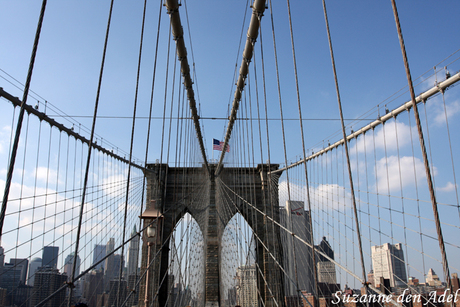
[126,225,139,277]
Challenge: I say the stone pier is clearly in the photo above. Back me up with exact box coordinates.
[139,163,284,307]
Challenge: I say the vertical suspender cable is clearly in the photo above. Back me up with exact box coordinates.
[165,0,209,174]
[67,1,115,305]
[267,0,302,300]
[285,0,319,300]
[139,2,163,300]
[440,89,460,220]
[215,0,266,176]
[117,0,148,305]
[0,0,47,240]
[389,0,452,293]
[321,0,369,295]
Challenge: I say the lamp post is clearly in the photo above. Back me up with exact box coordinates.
[140,205,162,307]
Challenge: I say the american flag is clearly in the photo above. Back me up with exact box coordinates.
[213,139,230,152]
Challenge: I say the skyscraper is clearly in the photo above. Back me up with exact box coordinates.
[30,267,67,307]
[93,244,106,270]
[107,279,127,307]
[8,258,29,284]
[82,269,104,307]
[1,262,25,292]
[104,238,118,291]
[236,265,257,307]
[425,268,442,287]
[42,246,59,269]
[64,253,81,280]
[315,237,337,284]
[127,225,139,277]
[280,200,314,295]
[371,243,407,288]
[0,246,4,271]
[105,238,115,275]
[28,257,42,286]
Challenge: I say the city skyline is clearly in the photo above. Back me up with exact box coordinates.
[0,1,458,305]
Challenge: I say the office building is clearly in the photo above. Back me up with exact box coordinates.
[127,273,139,307]
[8,258,29,284]
[107,279,127,307]
[280,201,314,295]
[0,257,29,305]
[426,268,442,287]
[104,236,123,293]
[93,244,106,270]
[1,262,23,290]
[371,243,407,288]
[64,253,81,279]
[28,257,42,286]
[127,225,140,277]
[0,246,4,270]
[315,237,337,285]
[30,267,67,307]
[236,264,257,307]
[42,246,59,269]
[104,238,115,291]
[10,284,33,307]
[82,269,104,307]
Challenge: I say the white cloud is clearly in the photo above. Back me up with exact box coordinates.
[35,166,58,183]
[0,125,13,154]
[355,121,412,154]
[437,181,457,193]
[432,100,460,126]
[374,155,434,193]
[278,180,353,211]
[310,183,354,210]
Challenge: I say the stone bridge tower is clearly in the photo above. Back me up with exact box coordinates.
[138,163,284,307]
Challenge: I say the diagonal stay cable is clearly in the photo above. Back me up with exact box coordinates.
[0,0,47,240]
[35,175,205,307]
[218,180,309,307]
[218,177,405,307]
[117,0,149,304]
[67,1,115,304]
[390,0,452,293]
[218,182,280,307]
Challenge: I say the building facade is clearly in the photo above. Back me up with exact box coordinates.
[371,243,407,288]
[30,267,67,307]
[315,237,337,285]
[64,253,81,280]
[42,246,59,269]
[82,269,104,307]
[93,244,106,271]
[27,257,42,286]
[236,265,257,307]
[280,201,314,295]
[127,225,140,277]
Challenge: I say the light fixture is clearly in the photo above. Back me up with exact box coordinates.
[146,223,156,238]
[140,204,162,241]
[139,202,162,307]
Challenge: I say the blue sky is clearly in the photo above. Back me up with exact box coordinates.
[1,0,459,165]
[1,0,460,291]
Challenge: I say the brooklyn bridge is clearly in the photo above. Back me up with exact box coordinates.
[0,1,459,307]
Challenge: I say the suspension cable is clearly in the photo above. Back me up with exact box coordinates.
[0,0,48,240]
[321,0,369,295]
[389,0,452,293]
[67,1,115,304]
